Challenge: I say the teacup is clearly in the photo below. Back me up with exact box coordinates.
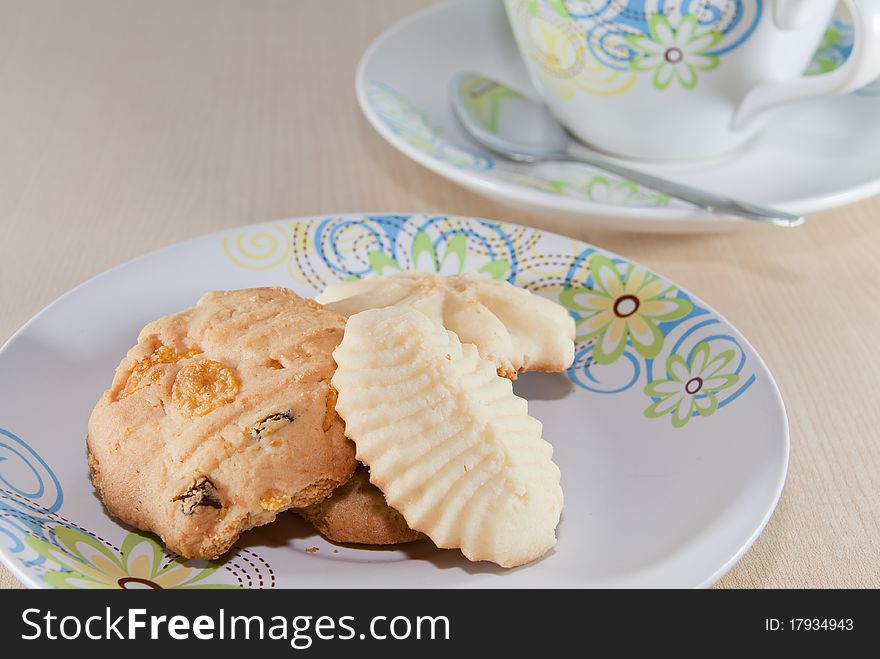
[504,0,880,160]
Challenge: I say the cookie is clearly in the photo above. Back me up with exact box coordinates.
[297,467,425,545]
[87,287,357,560]
[315,272,575,378]
[331,306,563,568]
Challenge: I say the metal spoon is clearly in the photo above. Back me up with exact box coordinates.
[450,73,804,228]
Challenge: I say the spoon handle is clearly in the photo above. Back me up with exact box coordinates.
[558,152,805,227]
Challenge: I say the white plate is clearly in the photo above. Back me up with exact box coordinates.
[356,0,880,233]
[0,214,788,588]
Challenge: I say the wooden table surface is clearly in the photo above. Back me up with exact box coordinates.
[1,0,878,589]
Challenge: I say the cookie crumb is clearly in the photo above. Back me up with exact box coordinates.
[306,546,319,553]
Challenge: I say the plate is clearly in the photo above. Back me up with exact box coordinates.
[356,0,880,232]
[0,214,788,588]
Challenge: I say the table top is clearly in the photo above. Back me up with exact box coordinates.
[1,0,878,589]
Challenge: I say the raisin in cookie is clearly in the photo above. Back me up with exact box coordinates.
[87,287,357,560]
[297,466,425,545]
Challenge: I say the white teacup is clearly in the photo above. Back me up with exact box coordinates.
[504,0,880,160]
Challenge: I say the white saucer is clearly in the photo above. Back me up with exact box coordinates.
[356,0,880,233]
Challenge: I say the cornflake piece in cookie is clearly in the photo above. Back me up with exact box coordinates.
[316,272,575,378]
[87,287,356,560]
[331,306,563,568]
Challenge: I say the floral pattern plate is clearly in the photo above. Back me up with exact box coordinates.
[0,214,788,588]
[356,0,880,232]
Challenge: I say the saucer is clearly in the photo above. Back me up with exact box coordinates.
[356,0,880,233]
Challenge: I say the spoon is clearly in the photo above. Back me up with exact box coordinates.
[450,73,805,228]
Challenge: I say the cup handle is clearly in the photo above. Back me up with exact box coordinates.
[732,0,880,130]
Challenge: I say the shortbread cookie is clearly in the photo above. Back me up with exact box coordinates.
[297,467,425,545]
[87,287,357,560]
[316,272,575,378]
[331,306,563,568]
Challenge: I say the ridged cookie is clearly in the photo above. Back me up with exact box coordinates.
[297,467,425,545]
[316,272,575,378]
[331,306,564,568]
[87,287,357,560]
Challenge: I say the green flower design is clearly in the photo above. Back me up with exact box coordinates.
[26,527,238,589]
[526,0,570,19]
[368,230,510,280]
[808,25,851,75]
[626,15,722,90]
[495,171,671,207]
[581,176,671,206]
[559,253,692,364]
[644,342,741,428]
[815,27,844,73]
